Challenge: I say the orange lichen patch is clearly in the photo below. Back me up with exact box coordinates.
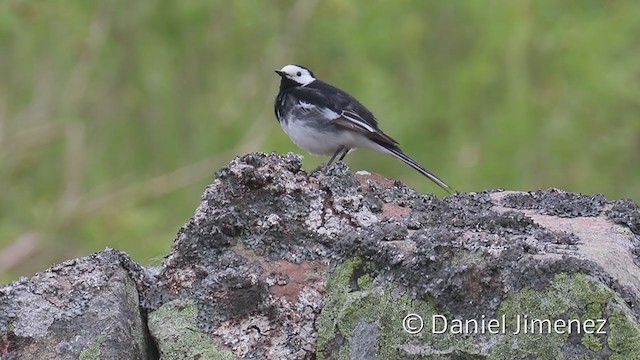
[382,203,412,218]
[355,172,395,191]
[461,266,485,303]
[265,260,326,304]
[164,268,198,294]
[231,243,326,303]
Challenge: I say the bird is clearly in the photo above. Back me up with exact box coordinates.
[274,64,453,194]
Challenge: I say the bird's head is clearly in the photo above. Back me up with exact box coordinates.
[275,64,316,87]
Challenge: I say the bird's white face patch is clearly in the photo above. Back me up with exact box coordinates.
[278,65,316,86]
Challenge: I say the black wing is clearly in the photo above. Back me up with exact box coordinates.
[290,80,399,146]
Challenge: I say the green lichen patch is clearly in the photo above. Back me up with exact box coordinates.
[79,336,105,360]
[491,273,638,359]
[317,258,479,359]
[581,333,602,352]
[607,308,640,359]
[147,299,235,360]
[318,260,640,360]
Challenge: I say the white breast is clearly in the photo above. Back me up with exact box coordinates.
[278,98,378,156]
[281,116,375,156]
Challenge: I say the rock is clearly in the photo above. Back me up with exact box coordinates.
[0,249,155,359]
[1,152,639,359]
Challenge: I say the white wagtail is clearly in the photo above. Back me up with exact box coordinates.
[274,64,453,193]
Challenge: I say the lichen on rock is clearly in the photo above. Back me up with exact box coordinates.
[1,152,639,359]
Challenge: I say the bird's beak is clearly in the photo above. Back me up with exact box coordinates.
[274,70,286,78]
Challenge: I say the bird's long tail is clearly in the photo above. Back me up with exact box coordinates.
[384,146,454,194]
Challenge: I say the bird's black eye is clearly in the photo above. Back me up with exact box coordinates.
[296,71,302,76]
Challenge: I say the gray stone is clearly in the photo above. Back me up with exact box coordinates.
[0,249,155,359]
[1,152,639,359]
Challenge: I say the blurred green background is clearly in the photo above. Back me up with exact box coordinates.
[1,0,639,283]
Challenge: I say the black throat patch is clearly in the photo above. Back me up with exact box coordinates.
[279,77,302,92]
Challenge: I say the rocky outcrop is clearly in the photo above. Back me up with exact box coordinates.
[0,250,155,359]
[1,152,639,359]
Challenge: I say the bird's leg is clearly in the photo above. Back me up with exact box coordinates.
[338,148,351,161]
[327,146,345,166]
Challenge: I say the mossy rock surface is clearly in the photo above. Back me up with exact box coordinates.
[317,258,640,360]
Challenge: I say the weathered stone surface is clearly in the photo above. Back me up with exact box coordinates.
[0,249,155,359]
[1,152,640,359]
[143,152,640,359]
[147,298,235,359]
[145,152,328,359]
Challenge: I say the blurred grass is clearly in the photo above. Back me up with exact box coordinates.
[1,0,639,283]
